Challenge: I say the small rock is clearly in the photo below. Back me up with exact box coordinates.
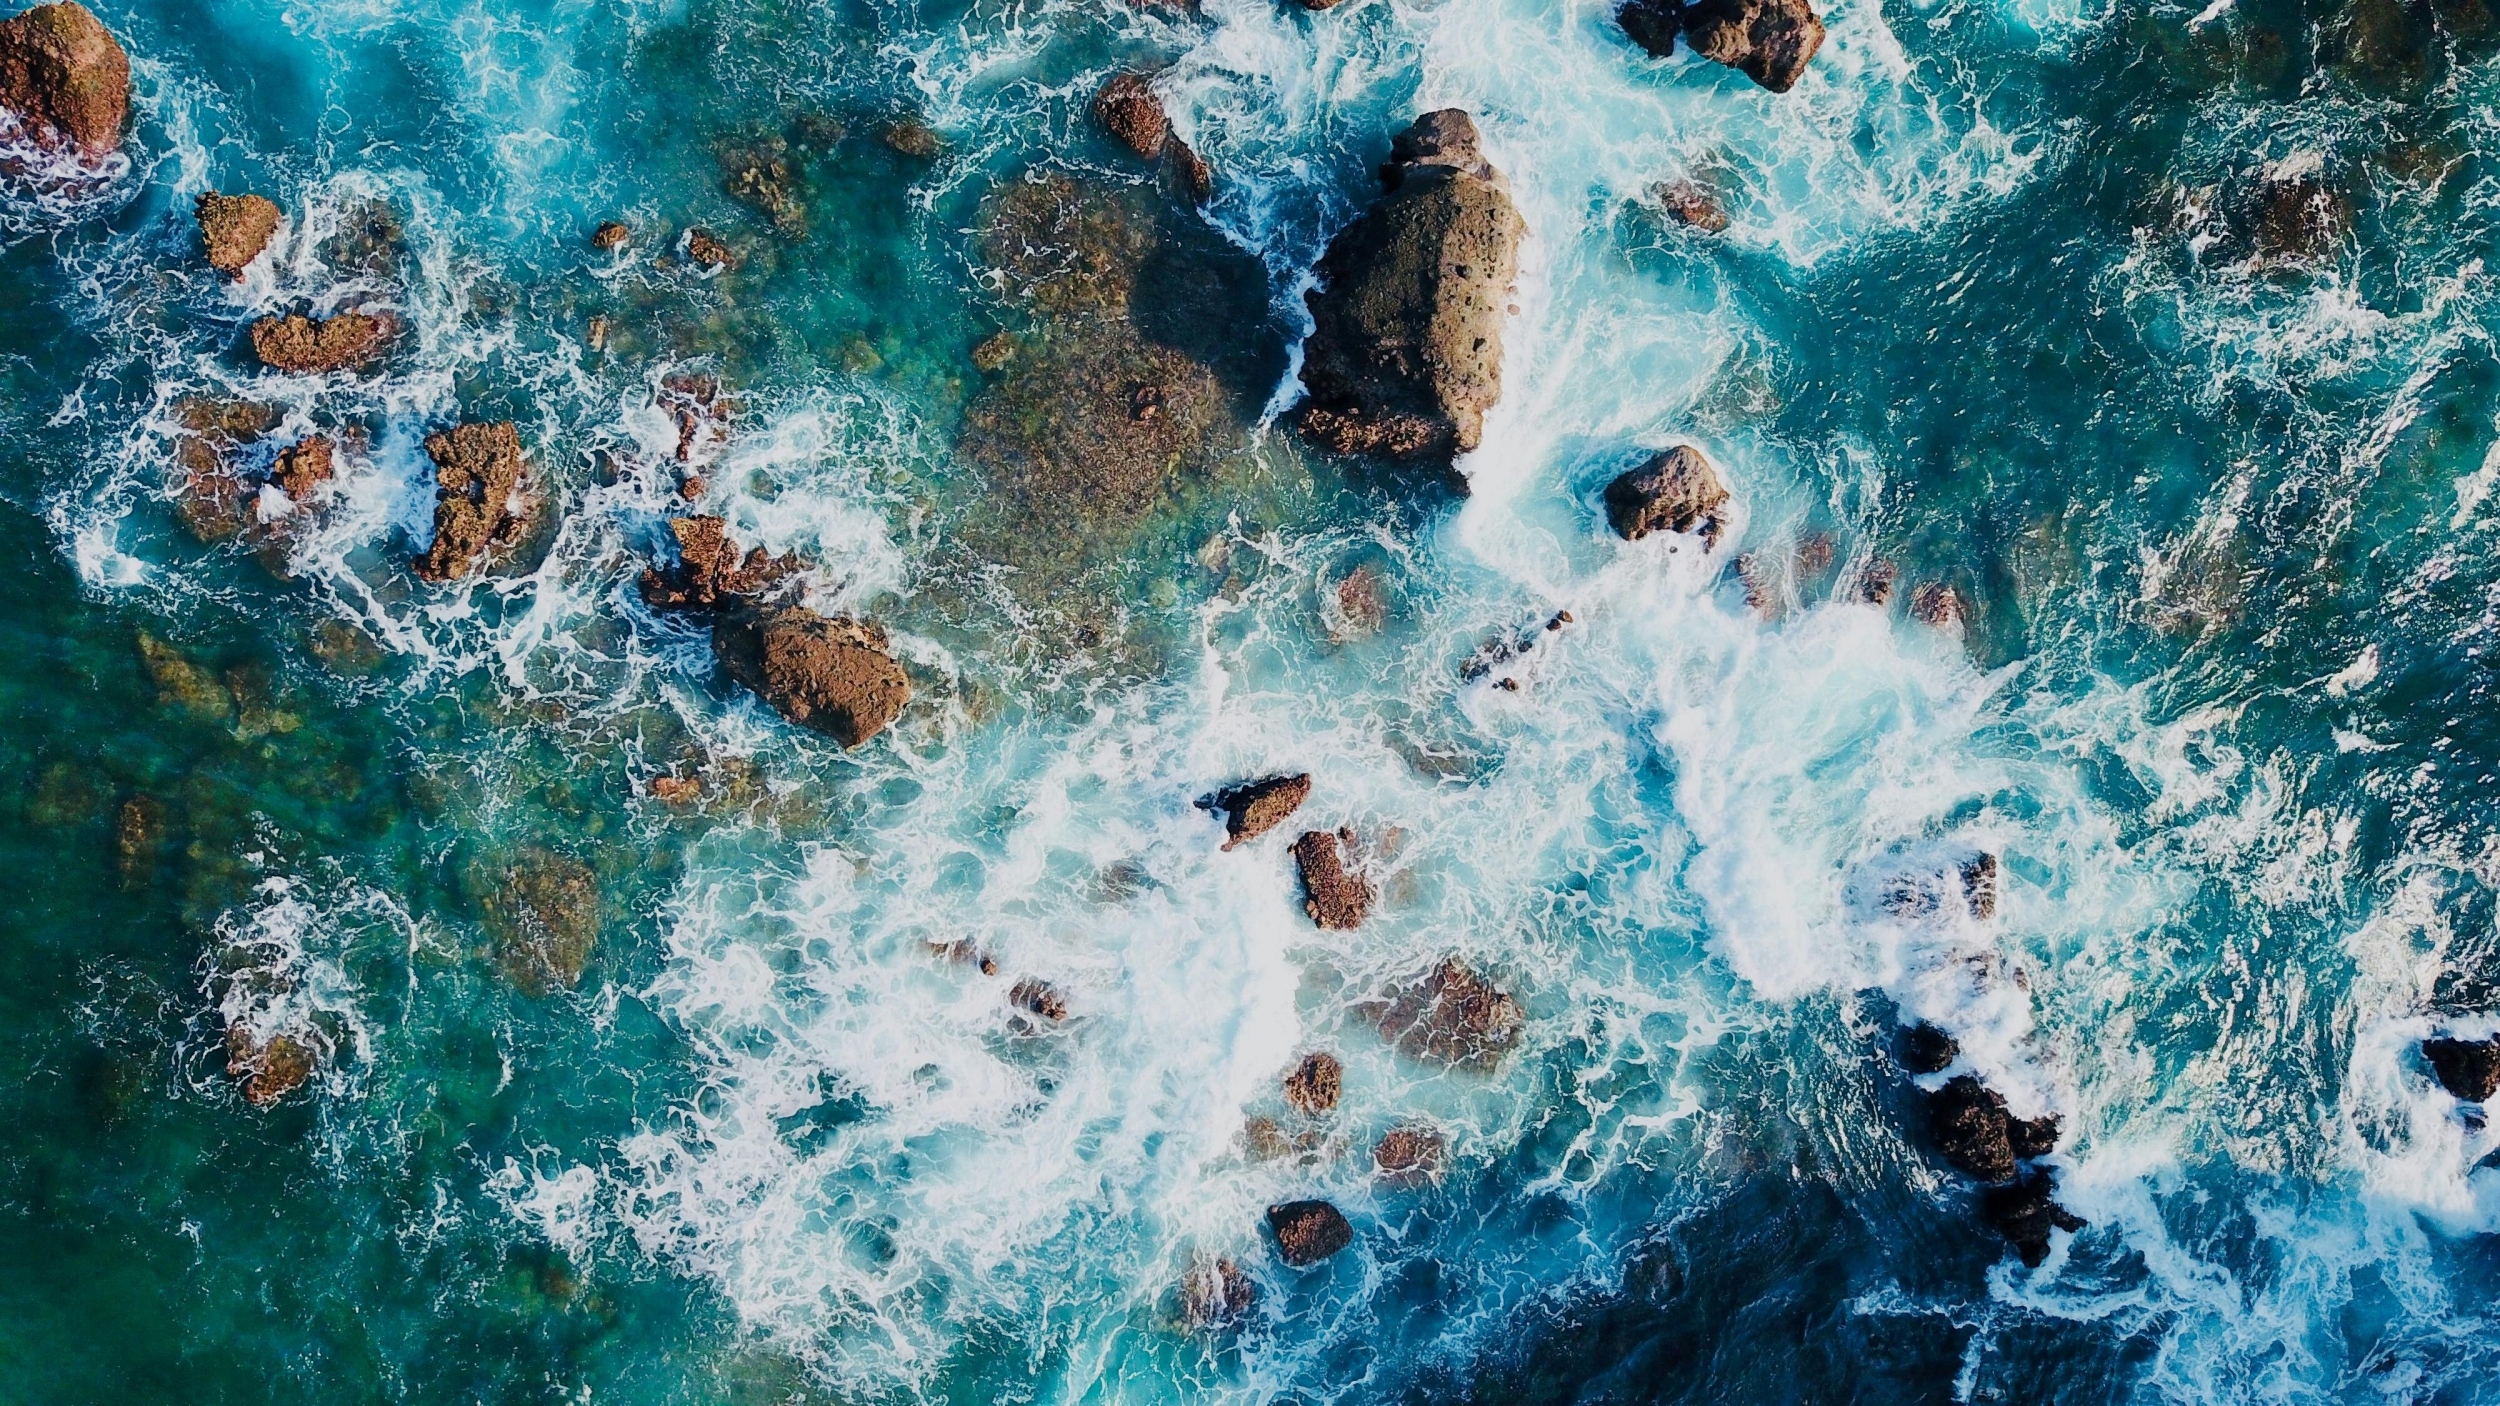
[1682,0,1827,92]
[412,421,534,582]
[0,2,128,159]
[1206,773,1312,851]
[1373,1124,1446,1187]
[224,1025,314,1107]
[1292,827,1372,929]
[1855,558,1897,605]
[639,516,802,612]
[1651,178,1730,233]
[2425,1035,2500,1102]
[1912,582,1967,632]
[591,220,631,251]
[269,435,333,506]
[1898,1021,1958,1075]
[1960,852,1998,920]
[1604,445,1729,542]
[1282,1051,1342,1114]
[646,774,702,805]
[1326,564,1388,640]
[931,939,999,976]
[1979,1170,2085,1268]
[1179,1255,1258,1328]
[712,603,912,747]
[1170,138,1213,203]
[1092,72,1168,160]
[686,227,738,269]
[1266,1199,1353,1266]
[1010,977,1069,1022]
[480,846,600,995]
[1372,958,1524,1070]
[113,794,159,886]
[196,192,280,278]
[249,310,398,375]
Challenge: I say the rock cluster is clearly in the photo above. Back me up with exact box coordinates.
[638,515,801,613]
[197,192,280,278]
[1299,110,1525,469]
[1617,0,1827,93]
[412,420,535,582]
[0,2,126,158]
[1899,1033,2083,1267]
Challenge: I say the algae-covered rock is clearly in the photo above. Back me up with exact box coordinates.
[413,421,534,582]
[197,192,280,278]
[224,1025,314,1107]
[712,603,911,747]
[0,2,127,158]
[639,515,802,612]
[250,311,397,375]
[479,845,600,995]
[1370,958,1523,1070]
[1292,827,1372,929]
[1266,1199,1353,1266]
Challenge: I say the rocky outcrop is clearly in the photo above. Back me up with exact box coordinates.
[1179,1255,1257,1328]
[1897,1021,1958,1075]
[686,228,738,269]
[1373,1125,1446,1187]
[713,603,911,748]
[413,421,534,582]
[250,310,397,375]
[1094,72,1168,159]
[1298,110,1525,468]
[480,846,600,995]
[1371,958,1524,1070]
[1980,1171,2086,1269]
[1292,827,1372,929]
[1282,1050,1342,1114]
[1206,773,1311,850]
[0,2,127,158]
[197,192,280,278]
[1622,0,1825,92]
[1604,445,1729,542]
[1912,582,1968,632]
[1266,1199,1353,1266]
[1960,853,1998,919]
[1927,1075,2059,1184]
[1617,0,1685,54]
[591,220,630,251]
[2424,1035,2500,1102]
[224,1025,314,1107]
[638,515,801,612]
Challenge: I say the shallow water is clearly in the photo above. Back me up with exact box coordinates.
[6,0,2500,1400]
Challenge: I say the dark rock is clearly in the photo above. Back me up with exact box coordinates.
[250,310,397,375]
[1926,1075,2057,1183]
[1371,958,1525,1070]
[1979,1170,2084,1268]
[1960,852,1998,919]
[224,1025,313,1107]
[1266,1199,1353,1265]
[1282,1050,1342,1114]
[196,192,280,278]
[639,516,802,612]
[1010,977,1069,1021]
[1299,110,1525,467]
[1293,827,1372,929]
[2251,173,2352,265]
[1618,0,1683,54]
[1855,558,1897,605]
[713,603,912,747]
[882,117,943,158]
[2425,1035,2500,1102]
[1682,0,1826,92]
[1179,1255,1258,1328]
[479,846,600,995]
[2007,1110,2062,1160]
[1207,773,1312,851]
[413,421,534,582]
[1912,582,1967,632]
[1604,445,1729,542]
[1652,178,1729,233]
[1094,72,1168,160]
[0,2,126,158]
[1898,1021,1958,1075]
[591,220,631,251]
[1373,1124,1446,1187]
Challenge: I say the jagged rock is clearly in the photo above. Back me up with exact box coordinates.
[197,192,280,278]
[1299,110,1525,468]
[1292,827,1372,929]
[1682,0,1826,92]
[1618,0,1685,54]
[0,2,126,158]
[1010,977,1069,1021]
[2007,1107,2061,1159]
[170,397,279,542]
[2425,1035,2500,1102]
[1094,72,1168,159]
[1960,853,1998,919]
[659,373,733,464]
[412,421,534,582]
[1604,445,1728,542]
[717,131,805,236]
[479,846,600,995]
[1927,1076,2059,1182]
[1856,558,1897,605]
[1206,774,1312,851]
[686,228,737,269]
[639,516,802,612]
[249,311,397,375]
[1283,1051,1342,1114]
[224,1025,313,1107]
[591,220,630,251]
[1461,609,1575,690]
[1979,1170,2085,1268]
[1912,582,1968,632]
[1266,1199,1353,1266]
[1371,958,1524,1070]
[713,603,911,747]
[1898,1021,1958,1075]
[1651,178,1729,233]
[1179,1255,1258,1328]
[1373,1125,1446,1187]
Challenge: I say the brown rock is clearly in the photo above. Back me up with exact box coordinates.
[660,373,733,463]
[971,331,1016,372]
[1682,0,1826,92]
[1010,977,1068,1021]
[1207,773,1312,851]
[1170,138,1213,204]
[686,227,738,269]
[1282,1051,1342,1114]
[1266,1199,1353,1266]
[1898,1021,1958,1075]
[591,220,630,251]
[1652,178,1730,233]
[0,2,127,157]
[1372,1124,1446,1187]
[1179,1255,1258,1328]
[639,515,802,613]
[270,435,333,504]
[196,192,280,278]
[170,397,278,542]
[712,603,911,747]
[1928,1076,2058,1182]
[249,311,397,375]
[413,421,534,582]
[113,794,159,886]
[1093,72,1168,160]
[2425,1035,2500,1102]
[1371,958,1523,1070]
[479,846,600,995]
[1292,827,1372,929]
[1856,557,1897,605]
[1912,582,1967,632]
[1299,110,1525,468]
[1960,852,1998,920]
[881,117,943,158]
[224,1025,314,1107]
[1604,445,1729,542]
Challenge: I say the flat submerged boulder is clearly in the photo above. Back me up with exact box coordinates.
[1372,958,1524,1070]
[0,2,126,158]
[713,603,911,748]
[1298,110,1525,470]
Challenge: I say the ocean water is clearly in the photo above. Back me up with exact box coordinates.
[5,0,2500,1400]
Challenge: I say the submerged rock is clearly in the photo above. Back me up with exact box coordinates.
[1898,1021,1958,1075]
[1179,1255,1258,1328]
[1266,1199,1353,1266]
[412,421,534,582]
[686,227,738,270]
[882,116,944,159]
[2424,1035,2500,1102]
[1926,1075,2060,1183]
[1010,977,1070,1022]
[1651,178,1730,233]
[224,1025,314,1107]
[1371,958,1524,1070]
[713,603,911,747]
[2250,170,2352,265]
[480,846,600,995]
[170,397,279,542]
[1299,110,1525,469]
[1912,582,1968,633]
[1979,1170,2086,1268]
[1682,0,1827,92]
[1206,773,1312,851]
[1605,445,1729,542]
[639,515,802,612]
[1373,1124,1447,1187]
[250,310,397,375]
[1960,852,1998,920]
[1292,827,1372,929]
[196,192,280,278]
[1282,1050,1342,1114]
[0,2,127,158]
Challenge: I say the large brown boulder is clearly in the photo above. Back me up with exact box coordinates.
[1292,827,1372,929]
[0,2,127,158]
[197,192,280,278]
[1604,445,1728,541]
[1371,958,1524,1070]
[250,310,398,375]
[1299,110,1525,469]
[1093,72,1168,159]
[1207,773,1311,850]
[1282,1051,1342,1114]
[2424,1035,2500,1102]
[713,603,911,748]
[1683,0,1826,93]
[639,515,801,612]
[413,421,534,581]
[1266,1199,1353,1266]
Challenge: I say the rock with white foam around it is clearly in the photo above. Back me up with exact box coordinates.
[0,2,127,160]
[1604,445,1729,544]
[1266,1199,1353,1266]
[2424,1034,2500,1102]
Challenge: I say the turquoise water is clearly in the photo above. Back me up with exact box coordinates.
[6,0,2500,1400]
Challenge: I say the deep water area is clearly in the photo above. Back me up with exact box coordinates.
[6,0,2500,1401]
